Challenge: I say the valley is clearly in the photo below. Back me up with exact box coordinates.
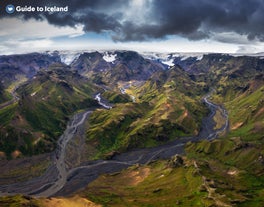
[0,51,263,206]
[0,87,226,198]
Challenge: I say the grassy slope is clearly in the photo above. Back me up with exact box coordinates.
[81,67,263,207]
[86,67,208,159]
[0,64,99,158]
[184,65,264,206]
[0,195,101,207]
[186,137,264,206]
[0,88,11,104]
[80,158,213,207]
[101,91,131,104]
[81,59,264,206]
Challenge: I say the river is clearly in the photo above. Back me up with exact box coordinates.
[0,93,228,197]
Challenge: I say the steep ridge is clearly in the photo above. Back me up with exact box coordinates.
[85,65,208,159]
[0,63,99,158]
[183,55,264,206]
[70,51,165,85]
[0,83,10,104]
[0,52,61,89]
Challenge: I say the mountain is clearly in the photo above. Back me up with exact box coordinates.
[68,52,264,206]
[67,53,264,206]
[70,51,165,85]
[0,63,99,159]
[0,51,263,206]
[183,54,264,206]
[85,65,208,159]
[0,83,10,103]
[0,52,61,88]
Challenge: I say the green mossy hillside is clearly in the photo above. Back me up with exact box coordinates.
[0,84,11,104]
[184,70,264,206]
[0,195,42,207]
[101,91,131,103]
[0,64,99,158]
[211,73,263,143]
[186,137,264,206]
[86,66,208,159]
[81,158,213,207]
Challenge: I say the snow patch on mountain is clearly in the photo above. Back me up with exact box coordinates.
[141,52,175,67]
[161,58,175,66]
[180,56,189,61]
[59,51,81,65]
[196,55,203,61]
[141,52,205,63]
[180,54,204,61]
[103,52,117,63]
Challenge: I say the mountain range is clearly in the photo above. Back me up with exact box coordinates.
[0,50,263,206]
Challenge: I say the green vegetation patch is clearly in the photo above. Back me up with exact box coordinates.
[81,159,212,207]
[186,138,264,206]
[102,91,131,103]
[0,103,17,126]
[0,65,99,157]
[86,67,208,159]
[0,195,41,207]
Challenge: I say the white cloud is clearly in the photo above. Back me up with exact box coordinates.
[0,17,85,54]
[0,17,84,40]
[0,39,54,54]
[236,44,264,54]
[0,17,263,55]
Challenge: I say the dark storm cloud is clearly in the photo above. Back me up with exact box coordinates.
[0,0,126,26]
[1,0,264,42]
[116,0,264,42]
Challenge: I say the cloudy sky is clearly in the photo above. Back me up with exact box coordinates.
[0,0,264,54]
